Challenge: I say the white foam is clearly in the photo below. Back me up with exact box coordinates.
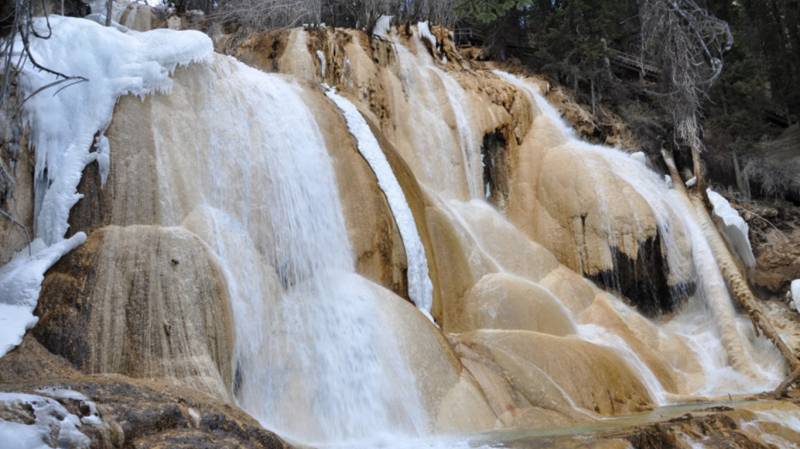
[372,15,393,38]
[792,280,800,313]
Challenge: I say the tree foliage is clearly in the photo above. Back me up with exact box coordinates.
[455,0,531,25]
[216,0,458,30]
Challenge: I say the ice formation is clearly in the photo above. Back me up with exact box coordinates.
[325,88,435,320]
[707,189,756,268]
[316,50,327,77]
[0,16,212,357]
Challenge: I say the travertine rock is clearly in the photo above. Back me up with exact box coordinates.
[34,225,234,401]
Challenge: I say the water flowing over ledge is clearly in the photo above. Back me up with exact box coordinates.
[1,18,797,449]
[325,87,434,320]
[493,69,784,395]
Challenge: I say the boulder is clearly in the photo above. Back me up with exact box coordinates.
[0,378,291,449]
[33,225,234,401]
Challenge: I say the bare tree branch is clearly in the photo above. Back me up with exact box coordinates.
[640,0,732,190]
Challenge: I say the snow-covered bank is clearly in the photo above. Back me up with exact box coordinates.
[0,16,212,357]
[707,189,756,268]
[0,234,85,357]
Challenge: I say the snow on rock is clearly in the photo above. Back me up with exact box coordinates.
[34,387,102,426]
[685,176,697,188]
[707,189,756,268]
[20,16,212,245]
[631,151,647,165]
[0,16,212,358]
[0,391,99,449]
[325,88,435,321]
[372,15,392,39]
[417,21,437,50]
[792,280,800,313]
[0,234,85,357]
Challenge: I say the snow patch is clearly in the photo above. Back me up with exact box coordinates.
[685,176,697,188]
[417,21,437,50]
[372,15,392,38]
[35,387,102,426]
[707,189,756,268]
[791,280,800,313]
[0,391,97,448]
[325,88,435,321]
[0,16,212,358]
[0,234,85,357]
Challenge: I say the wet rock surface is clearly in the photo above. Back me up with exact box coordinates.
[492,398,800,448]
[587,235,692,317]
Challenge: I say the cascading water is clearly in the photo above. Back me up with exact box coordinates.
[148,56,427,444]
[325,88,434,319]
[392,34,482,200]
[494,70,784,395]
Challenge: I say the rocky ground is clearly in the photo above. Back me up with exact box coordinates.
[0,336,292,449]
[734,195,800,300]
[713,191,800,368]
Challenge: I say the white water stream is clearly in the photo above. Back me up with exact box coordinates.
[149,57,427,444]
[392,35,483,200]
[325,88,434,319]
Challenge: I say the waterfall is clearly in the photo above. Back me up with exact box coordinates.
[392,33,482,200]
[325,88,435,320]
[149,56,427,444]
[494,70,784,396]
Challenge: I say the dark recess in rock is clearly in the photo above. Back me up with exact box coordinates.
[588,234,694,317]
[482,129,510,207]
